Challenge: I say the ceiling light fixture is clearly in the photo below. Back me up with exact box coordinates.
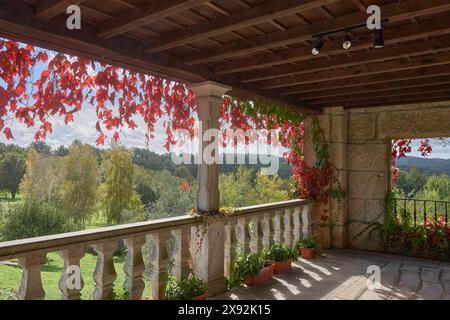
[312,38,324,56]
[373,28,385,49]
[342,32,352,50]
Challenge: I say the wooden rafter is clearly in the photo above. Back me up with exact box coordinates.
[240,36,450,82]
[261,51,450,89]
[182,0,450,65]
[35,0,85,21]
[280,64,450,96]
[214,17,450,75]
[146,0,340,53]
[97,0,209,38]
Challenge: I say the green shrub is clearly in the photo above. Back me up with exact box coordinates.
[296,236,319,250]
[165,275,208,300]
[264,244,298,262]
[0,201,73,241]
[228,251,267,289]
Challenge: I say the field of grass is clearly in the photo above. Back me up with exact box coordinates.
[0,219,152,300]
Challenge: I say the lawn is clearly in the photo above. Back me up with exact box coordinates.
[0,220,153,300]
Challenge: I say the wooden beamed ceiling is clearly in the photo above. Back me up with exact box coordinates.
[1,0,450,113]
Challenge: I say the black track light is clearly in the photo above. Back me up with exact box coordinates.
[373,28,385,49]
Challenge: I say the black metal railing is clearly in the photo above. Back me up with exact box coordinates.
[394,198,449,228]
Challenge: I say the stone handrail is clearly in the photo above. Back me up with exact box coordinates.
[0,199,313,300]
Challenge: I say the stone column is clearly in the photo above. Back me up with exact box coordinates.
[328,107,349,249]
[303,107,349,249]
[188,81,230,296]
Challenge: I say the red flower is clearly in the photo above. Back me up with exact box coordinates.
[180,181,189,190]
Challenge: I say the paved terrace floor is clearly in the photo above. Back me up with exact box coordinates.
[214,250,450,300]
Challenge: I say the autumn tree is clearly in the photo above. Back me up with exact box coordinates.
[0,151,26,199]
[20,150,65,206]
[98,147,144,224]
[62,143,98,227]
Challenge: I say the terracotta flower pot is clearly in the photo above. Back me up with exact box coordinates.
[244,264,274,286]
[300,248,316,259]
[194,292,209,300]
[271,259,292,274]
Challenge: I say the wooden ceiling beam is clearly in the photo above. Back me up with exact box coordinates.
[182,0,450,65]
[97,0,209,38]
[146,0,340,53]
[241,37,450,82]
[261,51,450,89]
[319,92,450,109]
[35,0,85,21]
[214,17,450,75]
[305,84,450,105]
[280,64,450,95]
[297,76,450,100]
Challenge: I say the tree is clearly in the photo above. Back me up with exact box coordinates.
[417,174,450,201]
[98,147,144,224]
[146,170,195,220]
[20,150,65,206]
[53,145,69,157]
[396,167,428,197]
[0,151,25,199]
[62,143,98,227]
[254,173,289,204]
[133,165,157,207]
[219,166,258,208]
[30,141,51,155]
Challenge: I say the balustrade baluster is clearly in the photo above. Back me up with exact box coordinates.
[150,230,170,300]
[262,212,274,249]
[250,215,264,254]
[18,253,46,300]
[302,205,312,239]
[237,217,251,253]
[283,209,293,247]
[171,226,192,280]
[59,246,85,300]
[292,207,302,245]
[224,219,238,278]
[124,236,146,300]
[273,210,283,245]
[93,241,117,300]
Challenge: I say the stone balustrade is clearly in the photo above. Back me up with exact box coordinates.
[0,199,312,300]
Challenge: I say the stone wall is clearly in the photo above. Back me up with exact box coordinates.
[313,102,450,251]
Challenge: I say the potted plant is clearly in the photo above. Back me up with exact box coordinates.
[229,252,273,288]
[264,244,298,274]
[296,236,319,259]
[165,275,209,300]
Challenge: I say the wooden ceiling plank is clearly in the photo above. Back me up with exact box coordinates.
[36,0,85,21]
[305,84,450,105]
[97,0,210,39]
[183,0,450,65]
[318,92,450,109]
[261,51,450,89]
[298,76,450,100]
[280,64,450,95]
[214,17,450,75]
[146,0,340,53]
[241,36,450,82]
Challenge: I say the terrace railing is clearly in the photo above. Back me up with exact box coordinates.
[0,199,312,300]
[394,198,449,228]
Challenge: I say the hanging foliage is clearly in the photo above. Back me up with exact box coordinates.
[0,39,197,150]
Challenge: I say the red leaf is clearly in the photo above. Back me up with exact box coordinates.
[3,127,13,140]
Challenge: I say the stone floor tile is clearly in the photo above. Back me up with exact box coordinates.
[420,267,441,283]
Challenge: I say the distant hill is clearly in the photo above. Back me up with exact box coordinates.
[397,156,450,175]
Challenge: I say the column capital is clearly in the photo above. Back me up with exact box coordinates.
[188,81,231,101]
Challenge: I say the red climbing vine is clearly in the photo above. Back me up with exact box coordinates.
[1,39,336,202]
[391,138,434,184]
